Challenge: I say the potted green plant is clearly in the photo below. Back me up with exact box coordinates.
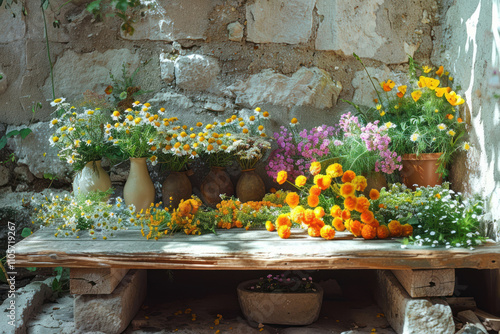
[352,54,469,189]
[237,273,323,326]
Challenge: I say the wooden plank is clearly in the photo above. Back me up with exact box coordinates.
[70,268,129,294]
[457,310,488,333]
[392,269,455,297]
[474,309,500,331]
[12,228,500,270]
[445,297,477,315]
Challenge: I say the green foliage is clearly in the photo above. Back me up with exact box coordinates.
[52,267,70,293]
[0,128,32,151]
[86,0,148,36]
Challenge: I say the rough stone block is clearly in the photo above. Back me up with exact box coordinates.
[227,21,244,42]
[375,270,455,334]
[174,55,220,91]
[0,2,26,43]
[159,54,175,83]
[229,67,342,110]
[0,165,9,187]
[0,71,7,95]
[13,166,35,183]
[120,0,213,41]
[74,269,147,334]
[246,0,315,44]
[70,268,129,295]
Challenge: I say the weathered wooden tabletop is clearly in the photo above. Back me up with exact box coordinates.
[13,227,500,270]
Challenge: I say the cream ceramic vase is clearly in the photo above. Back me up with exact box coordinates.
[123,158,155,212]
[72,161,112,197]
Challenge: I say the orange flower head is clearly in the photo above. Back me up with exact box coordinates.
[308,226,321,237]
[314,206,325,218]
[380,79,396,92]
[332,217,346,231]
[367,219,380,228]
[435,86,451,97]
[291,206,305,223]
[418,76,440,90]
[340,182,356,198]
[361,224,377,240]
[309,185,322,197]
[326,163,343,178]
[436,65,444,77]
[446,113,454,120]
[396,85,407,98]
[344,218,352,231]
[388,220,402,237]
[285,192,300,208]
[350,220,362,237]
[401,224,413,237]
[276,214,292,228]
[369,189,380,200]
[311,217,325,229]
[303,209,316,225]
[320,225,336,240]
[307,194,320,208]
[315,174,332,190]
[344,196,357,211]
[309,161,322,176]
[377,225,390,239]
[276,171,287,185]
[265,220,276,232]
[341,209,351,220]
[457,117,463,123]
[278,225,291,239]
[342,170,356,183]
[355,197,370,213]
[411,90,422,102]
[352,175,367,192]
[295,175,307,187]
[360,210,375,225]
[330,205,342,218]
[445,91,465,106]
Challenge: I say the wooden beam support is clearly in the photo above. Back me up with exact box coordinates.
[392,269,455,298]
[70,268,129,294]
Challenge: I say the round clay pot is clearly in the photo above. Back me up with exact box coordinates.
[237,279,323,326]
[401,153,443,190]
[73,160,112,199]
[162,171,192,210]
[123,158,155,211]
[236,169,265,203]
[200,167,234,207]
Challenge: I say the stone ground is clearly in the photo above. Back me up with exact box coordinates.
[24,270,397,334]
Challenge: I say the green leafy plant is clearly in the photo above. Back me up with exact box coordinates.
[0,128,32,151]
[107,61,151,110]
[52,267,69,293]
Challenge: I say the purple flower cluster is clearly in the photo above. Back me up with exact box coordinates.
[297,125,339,160]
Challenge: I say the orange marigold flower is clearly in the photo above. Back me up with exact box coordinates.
[411,90,422,102]
[435,65,444,77]
[276,171,287,185]
[446,113,454,120]
[309,161,322,176]
[380,79,395,92]
[303,209,316,225]
[285,192,300,208]
[350,220,362,237]
[265,221,275,232]
[355,197,370,213]
[326,163,343,178]
[401,224,413,237]
[457,117,463,123]
[332,217,345,231]
[308,226,321,237]
[276,214,292,227]
[378,203,387,209]
[367,219,380,228]
[340,182,356,198]
[369,189,380,200]
[361,224,377,240]
[295,175,307,187]
[388,220,402,237]
[278,225,291,239]
[360,210,375,225]
[344,196,357,211]
[314,206,325,218]
[308,194,320,208]
[342,170,356,183]
[309,185,321,197]
[341,209,351,220]
[315,174,332,190]
[320,225,336,240]
[352,175,367,192]
[311,217,325,229]
[291,206,305,223]
[344,218,352,231]
[330,205,342,218]
[377,225,390,239]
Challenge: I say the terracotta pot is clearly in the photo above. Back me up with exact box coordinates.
[401,153,443,190]
[200,167,234,207]
[123,158,155,211]
[237,279,323,326]
[73,160,112,198]
[363,171,387,196]
[162,171,192,210]
[236,169,265,203]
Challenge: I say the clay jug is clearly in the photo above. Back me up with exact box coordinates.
[123,158,155,212]
[73,161,112,198]
[236,169,266,203]
[162,171,193,210]
[401,153,443,190]
[200,167,234,207]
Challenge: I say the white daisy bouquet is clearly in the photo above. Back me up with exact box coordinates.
[49,98,113,171]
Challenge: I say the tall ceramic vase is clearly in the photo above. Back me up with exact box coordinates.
[123,157,155,212]
[200,167,234,207]
[162,171,192,210]
[73,160,112,198]
[401,153,443,190]
[236,169,265,203]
